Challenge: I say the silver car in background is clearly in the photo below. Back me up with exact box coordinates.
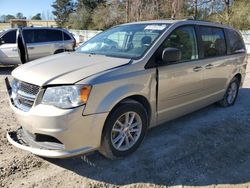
[0,27,76,65]
[5,19,247,159]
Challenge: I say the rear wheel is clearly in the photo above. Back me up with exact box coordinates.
[218,77,240,107]
[99,100,148,159]
[54,49,65,54]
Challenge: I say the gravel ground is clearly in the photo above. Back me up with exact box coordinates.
[1,59,250,188]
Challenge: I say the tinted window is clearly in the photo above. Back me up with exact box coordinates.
[23,29,48,43]
[200,26,226,58]
[227,29,245,54]
[63,32,72,40]
[159,26,198,62]
[34,29,48,43]
[23,30,35,43]
[2,30,16,44]
[47,30,63,41]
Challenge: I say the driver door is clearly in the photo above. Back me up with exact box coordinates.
[0,29,22,65]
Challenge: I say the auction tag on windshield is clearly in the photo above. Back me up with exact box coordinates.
[144,24,167,31]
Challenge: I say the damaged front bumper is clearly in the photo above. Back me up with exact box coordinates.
[7,127,94,158]
[5,77,109,158]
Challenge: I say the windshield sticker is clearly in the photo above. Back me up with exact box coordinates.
[144,24,167,31]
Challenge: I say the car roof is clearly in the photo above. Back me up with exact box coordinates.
[22,27,65,30]
[122,19,234,30]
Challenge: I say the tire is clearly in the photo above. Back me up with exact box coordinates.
[99,100,148,159]
[54,49,65,54]
[218,77,240,107]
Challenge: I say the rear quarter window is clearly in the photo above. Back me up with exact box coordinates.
[63,32,72,40]
[226,29,245,54]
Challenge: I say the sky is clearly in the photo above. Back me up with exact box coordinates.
[0,0,55,19]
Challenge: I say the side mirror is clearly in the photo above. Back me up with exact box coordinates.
[162,48,181,64]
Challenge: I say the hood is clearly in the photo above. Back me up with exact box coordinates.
[12,52,131,86]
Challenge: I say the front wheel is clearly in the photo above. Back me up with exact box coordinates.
[218,77,240,107]
[99,100,148,159]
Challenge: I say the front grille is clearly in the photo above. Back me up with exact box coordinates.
[19,81,40,96]
[11,79,40,112]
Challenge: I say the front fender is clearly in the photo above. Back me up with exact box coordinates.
[101,84,148,113]
[84,83,151,115]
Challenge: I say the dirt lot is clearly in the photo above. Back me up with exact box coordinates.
[1,60,250,188]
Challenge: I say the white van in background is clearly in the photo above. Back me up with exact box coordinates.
[0,27,76,65]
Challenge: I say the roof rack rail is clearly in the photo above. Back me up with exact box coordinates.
[184,18,223,25]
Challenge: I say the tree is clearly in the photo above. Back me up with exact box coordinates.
[67,0,107,29]
[52,0,74,27]
[31,13,42,20]
[16,12,25,19]
[4,14,16,22]
[92,1,126,30]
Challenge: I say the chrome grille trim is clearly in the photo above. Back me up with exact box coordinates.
[17,90,36,100]
[11,79,40,112]
[18,81,40,96]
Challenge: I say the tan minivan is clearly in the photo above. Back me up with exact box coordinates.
[6,20,247,159]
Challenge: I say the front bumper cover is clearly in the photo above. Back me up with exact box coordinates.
[7,128,94,158]
[5,77,109,158]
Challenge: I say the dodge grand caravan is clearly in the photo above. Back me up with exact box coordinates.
[6,20,247,159]
[0,27,75,65]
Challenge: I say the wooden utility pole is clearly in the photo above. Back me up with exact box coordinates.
[193,0,198,20]
[126,0,130,22]
[224,0,230,23]
[171,0,177,19]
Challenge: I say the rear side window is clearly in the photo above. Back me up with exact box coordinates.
[2,30,16,44]
[23,30,35,43]
[47,30,63,41]
[23,29,48,43]
[199,26,226,58]
[226,29,245,54]
[34,29,48,43]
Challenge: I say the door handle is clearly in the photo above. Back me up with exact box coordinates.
[193,66,203,72]
[27,47,34,50]
[205,64,213,69]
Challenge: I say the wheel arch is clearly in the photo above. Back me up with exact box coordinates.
[54,49,65,54]
[234,73,242,84]
[100,94,152,140]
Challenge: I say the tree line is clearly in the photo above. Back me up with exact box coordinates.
[0,12,42,22]
[52,0,250,30]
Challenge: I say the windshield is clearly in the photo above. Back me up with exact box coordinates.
[76,23,170,59]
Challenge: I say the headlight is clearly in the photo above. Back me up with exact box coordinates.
[41,85,92,109]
